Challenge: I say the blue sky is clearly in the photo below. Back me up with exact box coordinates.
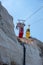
[0,0,43,42]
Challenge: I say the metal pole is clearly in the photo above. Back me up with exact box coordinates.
[23,44,26,65]
[20,43,26,65]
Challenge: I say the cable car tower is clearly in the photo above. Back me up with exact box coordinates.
[16,19,25,38]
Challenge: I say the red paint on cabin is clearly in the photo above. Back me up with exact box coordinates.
[19,28,23,38]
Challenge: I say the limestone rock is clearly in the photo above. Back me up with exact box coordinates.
[0,3,43,65]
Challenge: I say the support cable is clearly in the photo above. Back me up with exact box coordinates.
[25,6,43,21]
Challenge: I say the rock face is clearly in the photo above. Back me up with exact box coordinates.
[0,3,43,65]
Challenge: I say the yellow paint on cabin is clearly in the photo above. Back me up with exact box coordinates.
[26,29,30,38]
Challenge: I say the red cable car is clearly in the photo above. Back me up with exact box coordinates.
[16,22,25,38]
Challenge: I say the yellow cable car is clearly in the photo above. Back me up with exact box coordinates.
[26,25,30,38]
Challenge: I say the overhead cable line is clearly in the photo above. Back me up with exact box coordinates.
[30,18,43,25]
[25,6,43,21]
[16,6,43,27]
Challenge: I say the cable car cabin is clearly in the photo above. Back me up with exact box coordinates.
[26,28,30,38]
[19,27,23,38]
[16,22,25,38]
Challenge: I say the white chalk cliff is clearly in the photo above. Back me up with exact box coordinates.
[0,3,43,65]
